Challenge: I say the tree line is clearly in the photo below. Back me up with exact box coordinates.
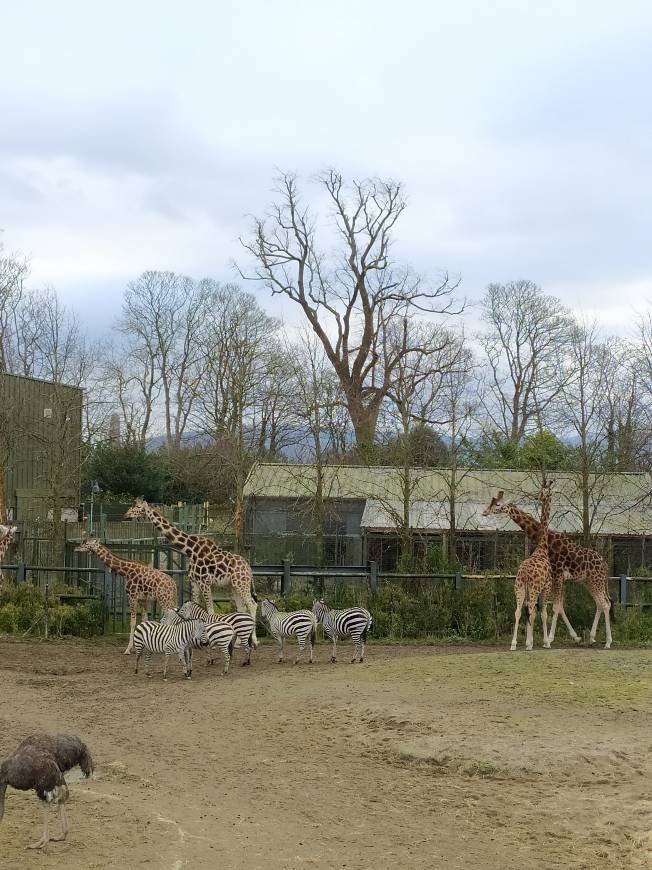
[1,170,651,555]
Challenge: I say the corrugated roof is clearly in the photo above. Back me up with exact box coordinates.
[244,463,652,536]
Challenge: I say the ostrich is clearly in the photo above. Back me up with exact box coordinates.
[0,733,93,849]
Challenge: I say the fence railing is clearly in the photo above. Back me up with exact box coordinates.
[3,559,652,618]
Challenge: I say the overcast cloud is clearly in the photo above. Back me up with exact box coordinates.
[1,0,651,334]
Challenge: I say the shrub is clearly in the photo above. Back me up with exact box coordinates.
[0,584,104,638]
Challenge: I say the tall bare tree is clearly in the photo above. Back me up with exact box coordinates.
[478,280,572,445]
[240,170,462,453]
[117,272,211,449]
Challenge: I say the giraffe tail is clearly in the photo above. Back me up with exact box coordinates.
[609,596,616,623]
[250,574,258,603]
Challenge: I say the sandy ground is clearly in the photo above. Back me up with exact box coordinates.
[0,637,650,870]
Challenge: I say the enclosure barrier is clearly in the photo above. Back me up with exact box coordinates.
[1,560,651,635]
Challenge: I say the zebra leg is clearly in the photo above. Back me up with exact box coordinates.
[242,634,253,666]
[351,634,361,664]
[144,652,153,677]
[134,650,141,675]
[330,635,337,663]
[222,643,231,676]
[276,636,284,663]
[293,636,306,665]
[163,654,170,680]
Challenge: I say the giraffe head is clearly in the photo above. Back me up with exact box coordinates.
[0,525,18,543]
[75,534,101,553]
[125,497,149,520]
[481,491,506,517]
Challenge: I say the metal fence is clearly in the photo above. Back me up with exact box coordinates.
[2,560,651,635]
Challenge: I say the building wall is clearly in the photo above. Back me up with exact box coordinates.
[0,373,83,521]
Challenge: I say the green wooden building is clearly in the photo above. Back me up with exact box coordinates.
[0,373,83,522]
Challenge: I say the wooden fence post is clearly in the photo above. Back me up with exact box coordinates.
[16,563,26,584]
[454,572,462,592]
[281,558,291,595]
[369,560,378,591]
[619,575,628,607]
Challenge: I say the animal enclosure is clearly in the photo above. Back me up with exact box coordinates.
[0,638,649,869]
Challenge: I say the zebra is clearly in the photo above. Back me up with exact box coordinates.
[171,601,255,666]
[260,599,317,664]
[160,608,236,675]
[312,599,372,663]
[132,618,208,680]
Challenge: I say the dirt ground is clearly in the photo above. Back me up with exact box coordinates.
[0,637,650,870]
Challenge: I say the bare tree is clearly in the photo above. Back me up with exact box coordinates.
[0,244,29,374]
[240,170,462,453]
[556,324,627,544]
[373,320,467,563]
[478,280,572,445]
[116,272,211,449]
[192,283,286,549]
[282,331,349,565]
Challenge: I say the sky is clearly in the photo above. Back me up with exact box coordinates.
[1,0,651,336]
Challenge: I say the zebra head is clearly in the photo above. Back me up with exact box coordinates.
[178,601,200,620]
[160,607,181,625]
[260,599,277,622]
[312,599,329,621]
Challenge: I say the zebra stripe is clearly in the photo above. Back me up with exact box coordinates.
[161,607,236,675]
[260,599,317,664]
[312,600,372,663]
[175,601,255,666]
[132,619,207,680]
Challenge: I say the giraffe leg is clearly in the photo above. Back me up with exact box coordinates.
[124,609,138,654]
[204,587,215,615]
[588,605,602,645]
[540,599,551,649]
[556,605,581,644]
[525,594,537,651]
[511,587,525,650]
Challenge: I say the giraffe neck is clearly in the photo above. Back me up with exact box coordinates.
[91,542,136,575]
[537,489,551,555]
[143,504,197,556]
[503,504,542,542]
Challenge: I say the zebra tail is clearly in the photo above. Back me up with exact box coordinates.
[310,625,316,646]
[361,624,369,642]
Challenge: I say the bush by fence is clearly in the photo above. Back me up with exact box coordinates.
[0,584,104,638]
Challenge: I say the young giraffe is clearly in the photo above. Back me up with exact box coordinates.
[75,536,178,654]
[125,499,259,645]
[510,480,553,651]
[0,525,17,593]
[482,491,613,649]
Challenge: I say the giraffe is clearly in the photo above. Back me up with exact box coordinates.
[75,536,178,654]
[124,498,259,645]
[0,524,17,593]
[509,480,553,651]
[482,490,613,649]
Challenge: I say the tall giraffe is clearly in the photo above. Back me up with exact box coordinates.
[0,525,17,593]
[482,490,613,649]
[510,480,553,651]
[125,499,259,645]
[75,536,178,654]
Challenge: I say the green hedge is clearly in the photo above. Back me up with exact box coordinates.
[251,578,652,645]
[0,584,104,638]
